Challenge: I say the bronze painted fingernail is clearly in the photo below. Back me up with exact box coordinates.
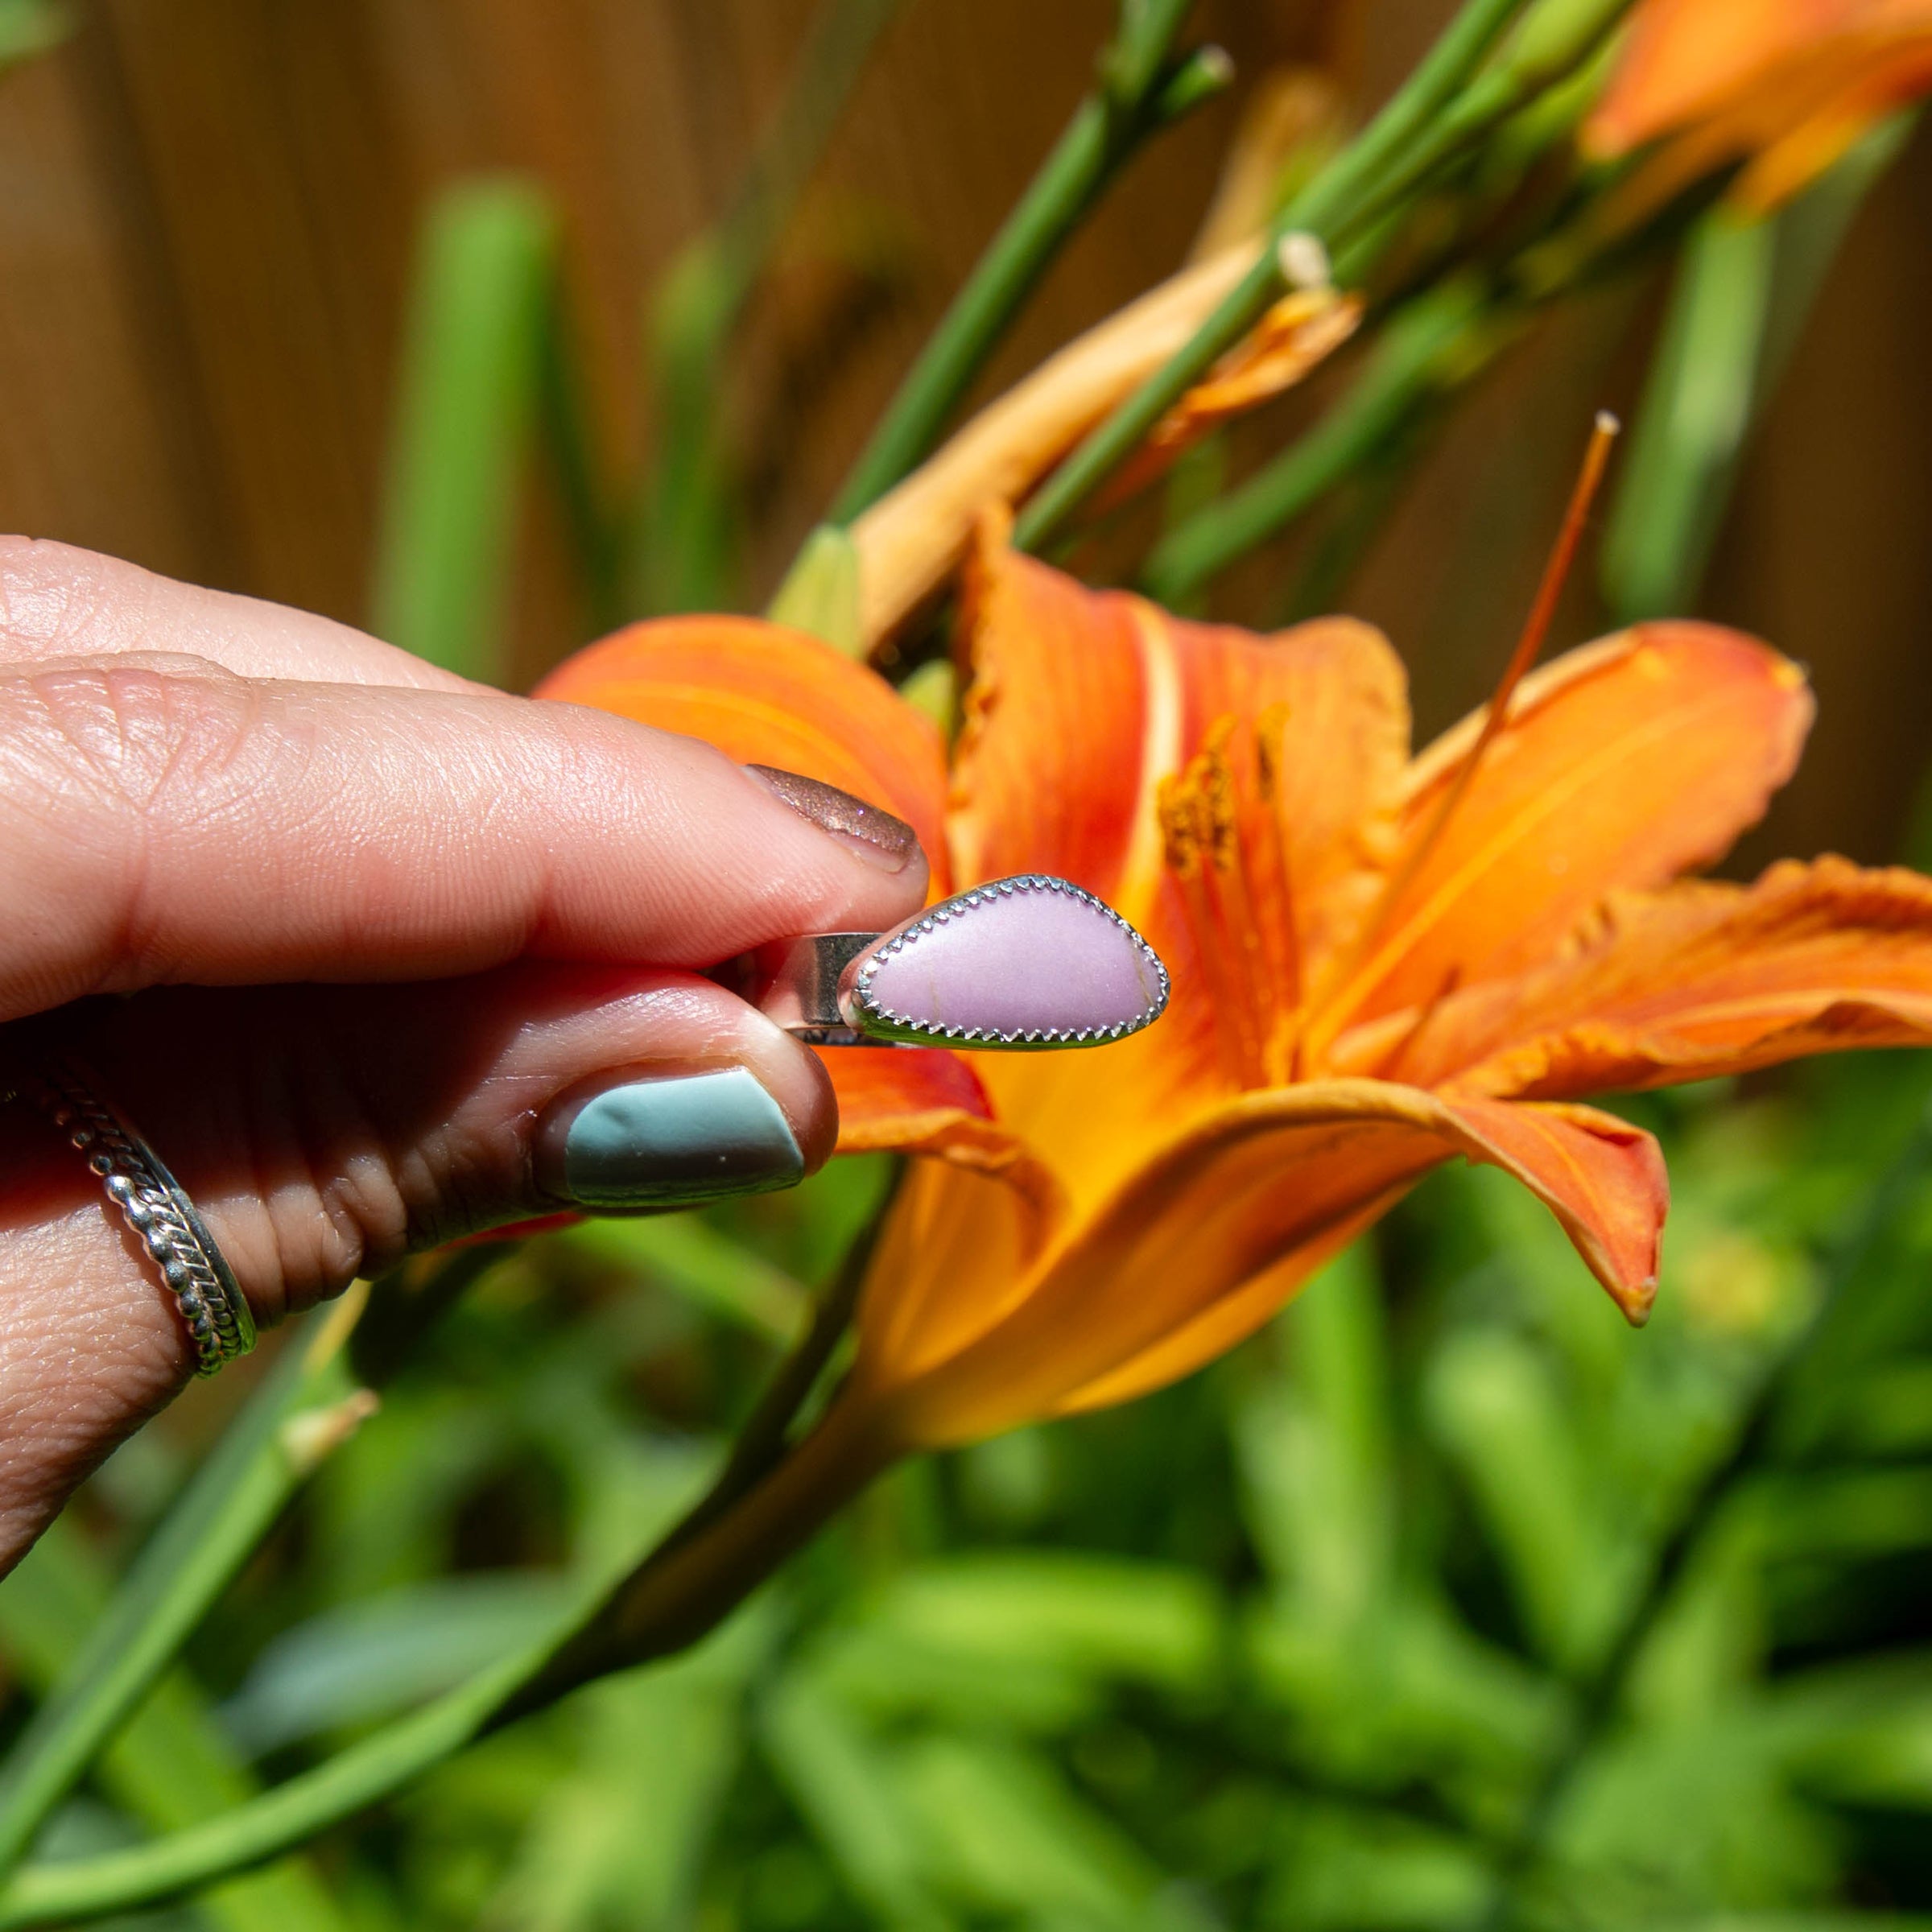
[745,764,922,873]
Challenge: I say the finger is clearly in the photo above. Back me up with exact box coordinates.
[0,536,477,690]
[0,962,835,1567]
[0,657,928,1022]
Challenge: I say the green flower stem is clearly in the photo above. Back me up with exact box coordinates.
[1473,1102,1932,1931]
[1013,0,1534,555]
[829,0,1216,521]
[0,1395,898,1928]
[0,1293,369,1882]
[537,282,625,638]
[1141,276,1497,605]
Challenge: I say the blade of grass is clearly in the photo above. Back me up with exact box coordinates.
[1599,207,1775,623]
[0,1294,369,1880]
[0,1239,890,1925]
[369,178,559,683]
[1473,1097,1932,1930]
[829,0,1224,520]
[629,0,903,616]
[0,1521,353,1932]
[536,277,625,638]
[1603,114,1913,624]
[0,1247,507,1885]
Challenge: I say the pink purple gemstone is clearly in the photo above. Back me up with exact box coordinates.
[848,877,1167,1044]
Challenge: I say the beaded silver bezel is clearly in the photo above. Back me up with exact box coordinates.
[841,873,1170,1051]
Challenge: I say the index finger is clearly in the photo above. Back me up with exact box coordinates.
[0,536,479,690]
[0,657,929,1022]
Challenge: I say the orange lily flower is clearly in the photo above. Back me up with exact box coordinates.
[537,520,1932,1452]
[1584,0,1932,212]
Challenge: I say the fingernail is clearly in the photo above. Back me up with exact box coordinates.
[745,764,921,873]
[535,1067,804,1211]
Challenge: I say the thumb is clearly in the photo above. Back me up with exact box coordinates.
[0,963,834,1566]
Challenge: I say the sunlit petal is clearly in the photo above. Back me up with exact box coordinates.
[1334,623,1811,1029]
[1389,856,1932,1097]
[865,1080,1665,1444]
[536,615,950,877]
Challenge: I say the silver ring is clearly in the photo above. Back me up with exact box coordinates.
[3,1058,257,1377]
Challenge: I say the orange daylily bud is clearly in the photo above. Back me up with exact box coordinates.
[849,244,1357,652]
[1585,0,1932,213]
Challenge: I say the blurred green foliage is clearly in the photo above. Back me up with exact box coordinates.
[14,1055,1932,1929]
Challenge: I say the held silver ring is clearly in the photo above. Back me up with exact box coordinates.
[2,1057,258,1377]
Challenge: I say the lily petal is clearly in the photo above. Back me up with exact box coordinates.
[948,514,1167,912]
[1399,856,1932,1099]
[950,532,1409,1210]
[819,1045,1056,1194]
[1334,623,1812,1028]
[863,1080,1666,1445]
[535,615,951,876]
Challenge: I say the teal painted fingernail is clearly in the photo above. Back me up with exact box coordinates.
[535,1067,804,1210]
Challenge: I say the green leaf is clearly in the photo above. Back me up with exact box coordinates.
[1425,1327,1619,1670]
[496,1612,774,1930]
[1238,1242,1395,1627]
[760,1675,950,1930]
[867,1553,1220,1695]
[898,1736,1166,1926]
[0,1295,373,1882]
[546,1214,809,1344]
[369,177,559,683]
[1603,114,1913,625]
[0,0,67,68]
[222,1575,572,1756]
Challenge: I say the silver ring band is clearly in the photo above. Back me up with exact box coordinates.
[4,1058,257,1376]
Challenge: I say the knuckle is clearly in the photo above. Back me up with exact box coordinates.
[2,656,262,817]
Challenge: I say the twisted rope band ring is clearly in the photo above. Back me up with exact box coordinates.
[2,1059,257,1376]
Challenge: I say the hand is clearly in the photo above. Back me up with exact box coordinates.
[0,538,928,1567]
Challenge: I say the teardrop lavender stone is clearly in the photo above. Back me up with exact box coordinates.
[852,878,1166,1042]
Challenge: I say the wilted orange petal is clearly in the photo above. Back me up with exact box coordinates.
[867,1080,1666,1445]
[850,241,1266,650]
[536,616,950,878]
[1388,856,1932,1098]
[1096,287,1363,509]
[1337,624,1812,1028]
